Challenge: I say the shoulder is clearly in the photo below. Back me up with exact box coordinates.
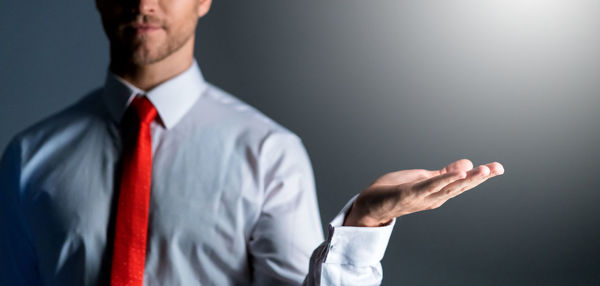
[175,83,310,168]
[185,83,302,143]
[6,88,107,164]
[204,83,293,134]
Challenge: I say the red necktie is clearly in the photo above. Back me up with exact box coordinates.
[111,96,157,286]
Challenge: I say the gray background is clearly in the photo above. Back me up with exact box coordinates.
[1,0,599,285]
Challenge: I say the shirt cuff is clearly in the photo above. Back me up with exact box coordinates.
[323,195,396,266]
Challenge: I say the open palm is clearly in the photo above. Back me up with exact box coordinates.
[344,159,504,227]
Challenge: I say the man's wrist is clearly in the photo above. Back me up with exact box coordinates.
[343,201,393,227]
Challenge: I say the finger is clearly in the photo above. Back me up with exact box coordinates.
[485,161,505,176]
[428,165,490,199]
[450,162,504,197]
[439,159,473,175]
[413,171,467,194]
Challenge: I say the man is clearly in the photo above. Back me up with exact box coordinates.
[0,0,504,285]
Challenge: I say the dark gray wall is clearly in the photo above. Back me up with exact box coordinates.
[1,0,599,285]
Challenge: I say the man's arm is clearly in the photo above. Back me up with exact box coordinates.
[247,131,504,285]
[0,138,43,285]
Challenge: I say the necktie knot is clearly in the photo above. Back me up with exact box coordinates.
[130,96,157,125]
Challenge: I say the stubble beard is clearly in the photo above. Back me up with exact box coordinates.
[111,26,194,67]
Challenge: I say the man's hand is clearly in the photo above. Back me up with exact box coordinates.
[343,159,504,227]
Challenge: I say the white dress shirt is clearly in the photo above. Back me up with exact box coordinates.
[0,60,395,285]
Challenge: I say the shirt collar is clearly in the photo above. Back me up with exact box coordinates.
[102,59,207,129]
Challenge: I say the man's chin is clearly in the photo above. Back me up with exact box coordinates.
[113,48,167,66]
[110,40,166,65]
[130,53,164,66]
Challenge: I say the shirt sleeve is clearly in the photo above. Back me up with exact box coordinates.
[0,138,43,286]
[248,132,394,286]
[248,132,325,284]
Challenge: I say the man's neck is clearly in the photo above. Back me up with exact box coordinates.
[109,38,195,91]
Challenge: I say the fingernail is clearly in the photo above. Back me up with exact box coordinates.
[496,165,505,175]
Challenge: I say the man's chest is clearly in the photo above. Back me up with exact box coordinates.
[22,128,263,282]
